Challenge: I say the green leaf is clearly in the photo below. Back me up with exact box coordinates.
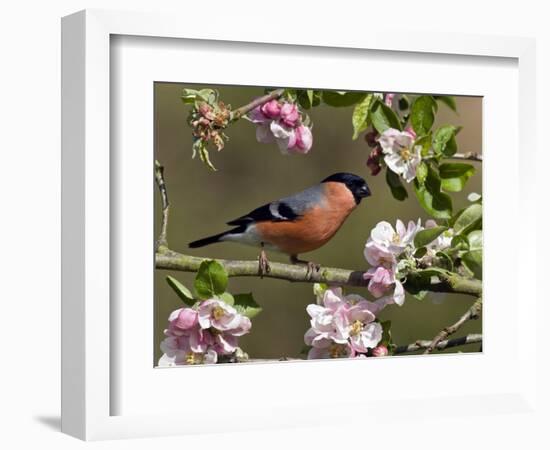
[322,91,367,107]
[467,230,483,251]
[414,226,448,248]
[413,166,453,219]
[379,320,393,350]
[434,95,457,112]
[313,283,329,303]
[415,134,432,157]
[439,163,475,192]
[166,276,195,306]
[411,95,436,135]
[199,89,216,102]
[194,260,228,299]
[181,88,215,104]
[433,125,458,157]
[451,234,470,251]
[370,100,403,133]
[416,160,428,184]
[307,89,314,106]
[414,247,428,258]
[194,140,217,171]
[412,290,428,301]
[352,94,374,139]
[218,292,235,306]
[454,203,482,235]
[386,168,408,201]
[462,250,482,280]
[233,293,262,318]
[296,89,321,109]
[181,88,201,104]
[436,251,454,270]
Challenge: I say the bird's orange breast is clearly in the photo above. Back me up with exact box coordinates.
[255,182,357,255]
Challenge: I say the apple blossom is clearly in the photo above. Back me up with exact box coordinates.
[378,128,422,183]
[159,299,251,367]
[364,219,421,266]
[362,219,423,307]
[363,266,394,298]
[249,101,313,154]
[304,289,385,359]
[198,299,248,331]
[270,121,297,153]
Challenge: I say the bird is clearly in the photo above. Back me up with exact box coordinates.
[188,172,371,276]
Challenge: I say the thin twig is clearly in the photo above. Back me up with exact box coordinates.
[225,335,482,362]
[155,160,170,250]
[448,152,483,162]
[230,88,285,120]
[424,298,482,354]
[394,333,482,354]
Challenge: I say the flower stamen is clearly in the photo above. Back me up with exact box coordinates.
[349,320,363,336]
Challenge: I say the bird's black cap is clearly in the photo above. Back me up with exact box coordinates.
[321,172,371,204]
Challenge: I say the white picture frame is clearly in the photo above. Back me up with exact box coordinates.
[61,9,540,441]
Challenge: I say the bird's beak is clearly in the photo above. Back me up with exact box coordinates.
[358,185,371,198]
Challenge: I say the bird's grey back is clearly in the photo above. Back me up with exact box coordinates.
[278,184,325,216]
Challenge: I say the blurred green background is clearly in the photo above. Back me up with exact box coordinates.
[154,83,482,364]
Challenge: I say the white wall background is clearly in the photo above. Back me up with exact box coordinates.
[0,1,547,448]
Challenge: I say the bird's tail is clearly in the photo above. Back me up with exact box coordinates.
[188,231,229,248]
[189,225,247,248]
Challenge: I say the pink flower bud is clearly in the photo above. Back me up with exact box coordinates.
[384,93,395,107]
[260,99,282,119]
[280,103,299,127]
[366,146,382,176]
[404,126,416,139]
[292,125,313,153]
[372,345,389,357]
[365,130,379,147]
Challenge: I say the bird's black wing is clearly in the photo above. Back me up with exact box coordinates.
[226,184,324,226]
[226,201,300,226]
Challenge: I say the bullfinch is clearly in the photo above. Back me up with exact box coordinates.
[188,172,371,275]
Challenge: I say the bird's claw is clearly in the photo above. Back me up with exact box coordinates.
[258,249,271,278]
[290,255,320,280]
[306,261,321,279]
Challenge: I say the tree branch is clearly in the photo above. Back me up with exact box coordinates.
[424,297,482,354]
[155,160,170,251]
[156,249,481,296]
[230,88,285,120]
[448,152,482,162]
[394,333,482,354]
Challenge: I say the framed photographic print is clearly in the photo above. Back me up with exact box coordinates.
[62,9,539,441]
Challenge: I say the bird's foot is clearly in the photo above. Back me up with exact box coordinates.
[258,248,271,278]
[290,255,321,279]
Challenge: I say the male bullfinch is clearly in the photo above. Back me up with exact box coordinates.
[188,172,371,275]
